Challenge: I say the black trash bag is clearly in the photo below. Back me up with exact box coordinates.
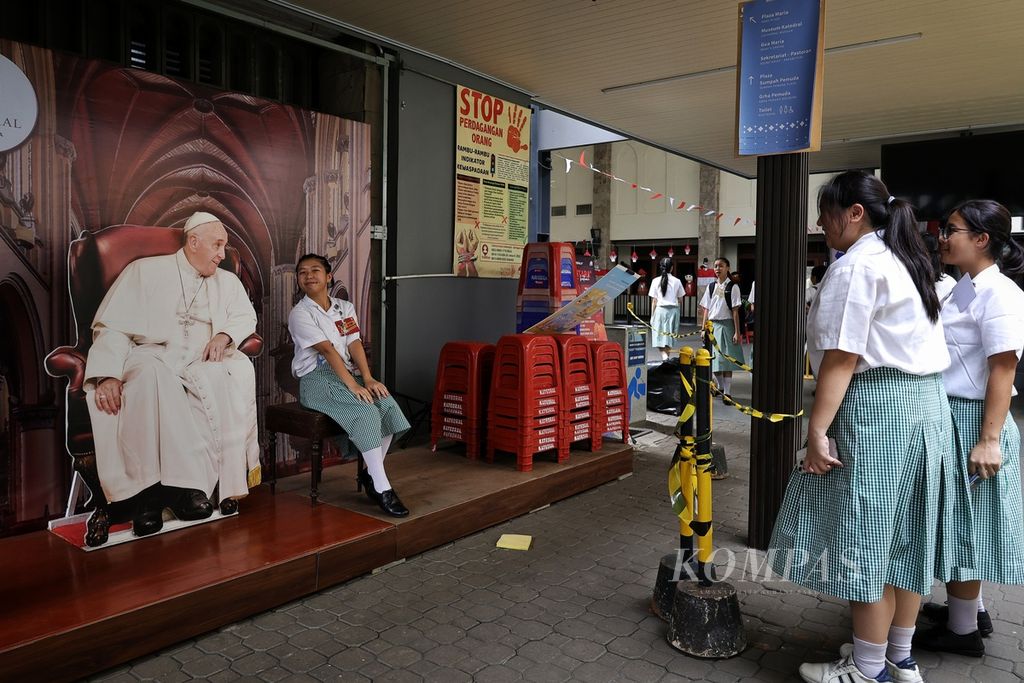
[647,359,683,414]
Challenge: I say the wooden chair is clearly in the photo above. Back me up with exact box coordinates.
[266,335,361,506]
[265,403,364,506]
[45,225,263,547]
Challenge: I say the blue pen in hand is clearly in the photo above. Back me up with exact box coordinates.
[969,473,982,488]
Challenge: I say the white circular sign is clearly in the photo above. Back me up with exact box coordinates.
[0,54,38,152]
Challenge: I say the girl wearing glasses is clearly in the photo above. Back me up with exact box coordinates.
[770,171,951,683]
[915,200,1024,657]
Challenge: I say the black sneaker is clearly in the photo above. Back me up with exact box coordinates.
[921,602,993,637]
[912,624,985,657]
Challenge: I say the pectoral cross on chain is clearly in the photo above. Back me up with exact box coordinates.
[178,312,197,337]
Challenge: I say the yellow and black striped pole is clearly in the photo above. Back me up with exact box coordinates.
[672,346,696,566]
[693,347,714,586]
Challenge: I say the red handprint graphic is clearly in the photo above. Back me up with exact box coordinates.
[506,106,529,153]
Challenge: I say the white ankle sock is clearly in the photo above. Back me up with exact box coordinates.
[362,446,391,493]
[886,625,914,664]
[852,635,887,679]
[948,595,979,635]
[977,587,985,612]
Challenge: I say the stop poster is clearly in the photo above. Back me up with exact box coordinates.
[453,85,531,278]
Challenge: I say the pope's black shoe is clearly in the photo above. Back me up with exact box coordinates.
[132,505,163,536]
[912,624,985,657]
[377,489,410,517]
[168,488,214,521]
[219,498,238,515]
[921,602,993,637]
[131,485,164,537]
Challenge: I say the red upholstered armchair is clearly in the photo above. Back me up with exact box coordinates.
[45,225,263,546]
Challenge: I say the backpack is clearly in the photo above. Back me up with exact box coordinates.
[708,280,741,313]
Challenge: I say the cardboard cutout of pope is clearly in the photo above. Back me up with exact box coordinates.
[84,212,261,538]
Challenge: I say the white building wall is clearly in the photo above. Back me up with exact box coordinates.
[550,141,846,245]
[549,145,595,243]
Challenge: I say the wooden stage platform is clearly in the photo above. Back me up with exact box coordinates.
[0,442,632,682]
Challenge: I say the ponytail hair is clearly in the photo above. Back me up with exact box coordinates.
[658,256,673,297]
[948,199,1024,276]
[819,170,940,322]
[919,231,943,283]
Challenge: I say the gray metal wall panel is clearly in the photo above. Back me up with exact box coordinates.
[391,69,518,401]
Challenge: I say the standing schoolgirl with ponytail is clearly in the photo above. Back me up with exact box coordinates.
[915,200,1024,658]
[649,257,684,361]
[769,170,952,683]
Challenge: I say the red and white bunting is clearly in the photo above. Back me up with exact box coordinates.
[552,152,755,228]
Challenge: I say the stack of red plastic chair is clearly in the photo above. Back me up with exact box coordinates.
[431,341,495,459]
[487,334,566,471]
[552,334,601,452]
[589,340,629,444]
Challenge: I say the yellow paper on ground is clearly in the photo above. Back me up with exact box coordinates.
[496,534,532,550]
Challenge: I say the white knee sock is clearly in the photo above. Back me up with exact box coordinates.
[948,595,979,635]
[381,433,393,457]
[852,635,887,679]
[720,375,732,394]
[362,446,391,493]
[886,625,915,665]
[977,586,985,612]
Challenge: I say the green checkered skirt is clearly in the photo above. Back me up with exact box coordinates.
[650,305,680,348]
[938,397,1024,584]
[710,319,745,373]
[769,368,952,602]
[299,366,410,453]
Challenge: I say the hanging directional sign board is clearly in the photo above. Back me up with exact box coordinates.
[736,0,825,156]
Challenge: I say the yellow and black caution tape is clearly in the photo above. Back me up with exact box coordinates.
[668,436,695,520]
[699,375,804,422]
[668,364,698,520]
[704,326,753,373]
[625,302,704,340]
[677,370,695,403]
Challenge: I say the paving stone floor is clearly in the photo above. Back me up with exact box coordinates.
[91,332,1024,682]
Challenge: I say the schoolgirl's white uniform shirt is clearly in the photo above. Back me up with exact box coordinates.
[699,280,742,320]
[288,295,362,378]
[941,264,1024,399]
[649,274,684,306]
[807,231,950,376]
[935,273,956,301]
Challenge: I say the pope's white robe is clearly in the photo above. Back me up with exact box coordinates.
[84,250,260,503]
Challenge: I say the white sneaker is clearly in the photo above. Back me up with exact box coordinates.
[799,654,891,683]
[839,643,923,683]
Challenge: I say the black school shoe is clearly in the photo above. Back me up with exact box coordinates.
[912,624,985,657]
[357,468,410,517]
[921,602,994,637]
